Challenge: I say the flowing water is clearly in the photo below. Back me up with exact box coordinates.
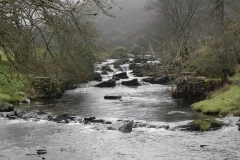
[0,59,240,160]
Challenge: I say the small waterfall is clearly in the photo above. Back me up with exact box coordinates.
[101,74,113,81]
[94,63,101,72]
[108,64,116,72]
[120,64,130,72]
[94,60,132,81]
[95,60,117,81]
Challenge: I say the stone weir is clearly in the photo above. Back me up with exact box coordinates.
[172,75,225,100]
[32,77,64,99]
[172,76,206,100]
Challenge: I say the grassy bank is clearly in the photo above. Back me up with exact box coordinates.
[0,52,30,104]
[191,70,240,116]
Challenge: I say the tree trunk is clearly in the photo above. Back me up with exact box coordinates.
[222,69,228,82]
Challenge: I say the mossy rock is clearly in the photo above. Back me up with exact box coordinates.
[191,118,223,131]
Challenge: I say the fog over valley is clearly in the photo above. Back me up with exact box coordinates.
[97,0,149,47]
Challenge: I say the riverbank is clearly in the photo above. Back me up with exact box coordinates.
[0,56,30,104]
[191,69,240,116]
[0,54,73,103]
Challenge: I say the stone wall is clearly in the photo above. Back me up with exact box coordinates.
[32,77,63,98]
[172,76,225,100]
[172,77,206,100]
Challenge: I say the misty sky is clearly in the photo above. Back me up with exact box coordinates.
[97,0,149,47]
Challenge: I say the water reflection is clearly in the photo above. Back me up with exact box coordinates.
[16,84,205,122]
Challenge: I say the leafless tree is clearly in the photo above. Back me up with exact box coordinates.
[147,0,201,74]
[0,0,116,85]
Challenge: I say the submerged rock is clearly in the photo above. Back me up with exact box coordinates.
[14,110,27,118]
[5,112,14,118]
[83,117,105,123]
[36,149,47,155]
[8,115,17,120]
[36,110,48,115]
[107,126,117,130]
[104,96,122,100]
[95,79,116,88]
[91,119,105,123]
[133,122,148,128]
[133,122,169,130]
[156,125,170,130]
[105,121,112,124]
[22,111,38,120]
[142,75,170,85]
[146,124,157,128]
[14,110,48,120]
[118,120,134,133]
[53,113,76,123]
[200,145,209,148]
[0,112,5,118]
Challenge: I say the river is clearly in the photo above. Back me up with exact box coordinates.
[0,59,239,160]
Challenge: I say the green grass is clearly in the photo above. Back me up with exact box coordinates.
[191,71,240,116]
[0,50,30,103]
[0,74,30,103]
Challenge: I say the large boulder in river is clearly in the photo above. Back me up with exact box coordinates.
[113,72,129,79]
[0,103,14,112]
[95,79,116,88]
[118,120,134,133]
[22,111,39,120]
[121,79,141,86]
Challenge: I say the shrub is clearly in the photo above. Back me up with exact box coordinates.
[111,47,128,59]
[130,45,144,56]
